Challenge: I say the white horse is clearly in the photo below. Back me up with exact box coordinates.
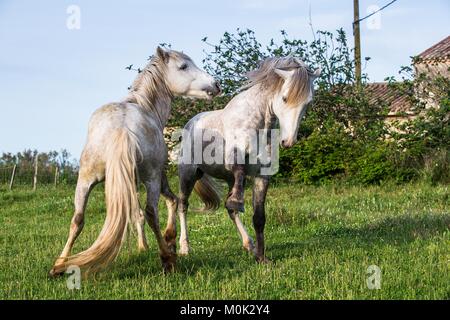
[49,47,220,276]
[177,56,320,262]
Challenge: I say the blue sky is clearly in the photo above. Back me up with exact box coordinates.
[0,0,449,159]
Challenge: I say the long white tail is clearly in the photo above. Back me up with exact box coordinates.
[59,128,140,275]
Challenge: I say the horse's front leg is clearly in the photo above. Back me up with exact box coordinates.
[252,176,270,263]
[227,209,255,254]
[225,164,246,212]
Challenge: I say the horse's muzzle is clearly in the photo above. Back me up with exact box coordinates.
[205,81,221,97]
[281,139,295,148]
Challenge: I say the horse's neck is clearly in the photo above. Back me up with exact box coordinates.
[124,59,175,129]
[135,96,171,130]
[263,104,277,130]
[125,85,171,130]
[243,85,277,130]
[152,96,172,128]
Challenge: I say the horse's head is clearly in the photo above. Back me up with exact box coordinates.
[156,47,221,100]
[272,61,320,148]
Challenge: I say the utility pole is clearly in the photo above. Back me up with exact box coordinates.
[353,0,362,86]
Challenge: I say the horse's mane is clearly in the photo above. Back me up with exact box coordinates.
[125,55,172,112]
[125,50,191,125]
[243,56,314,106]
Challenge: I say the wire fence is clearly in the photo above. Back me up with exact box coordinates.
[0,160,301,191]
[0,164,78,189]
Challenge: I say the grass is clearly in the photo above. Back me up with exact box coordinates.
[0,180,449,299]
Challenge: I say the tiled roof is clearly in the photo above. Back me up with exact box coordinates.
[365,82,412,115]
[417,35,450,61]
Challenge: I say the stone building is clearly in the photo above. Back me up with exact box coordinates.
[366,35,449,119]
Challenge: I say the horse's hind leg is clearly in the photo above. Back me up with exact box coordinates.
[136,208,148,252]
[161,170,179,254]
[144,177,176,273]
[49,171,99,276]
[252,176,270,263]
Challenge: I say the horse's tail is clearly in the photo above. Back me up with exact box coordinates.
[193,174,221,212]
[61,128,140,275]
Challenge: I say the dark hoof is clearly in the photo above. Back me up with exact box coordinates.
[49,257,68,278]
[161,253,177,274]
[48,267,65,278]
[225,198,245,212]
[256,256,271,264]
[167,242,176,254]
[164,232,177,254]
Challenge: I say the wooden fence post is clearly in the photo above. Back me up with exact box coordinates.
[33,155,38,191]
[54,166,59,187]
[9,164,17,191]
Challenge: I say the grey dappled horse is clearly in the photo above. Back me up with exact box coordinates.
[177,56,320,263]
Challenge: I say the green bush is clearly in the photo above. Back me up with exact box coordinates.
[421,149,450,185]
[278,122,353,184]
[278,126,396,185]
[350,144,395,185]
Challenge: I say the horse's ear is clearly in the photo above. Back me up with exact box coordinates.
[274,68,295,81]
[156,46,170,63]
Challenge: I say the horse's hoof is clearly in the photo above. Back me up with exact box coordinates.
[164,235,177,254]
[256,256,271,264]
[168,244,177,254]
[243,239,255,254]
[48,267,64,278]
[165,240,177,254]
[225,199,245,212]
[161,253,177,274]
[179,240,190,256]
[179,247,189,256]
[138,244,149,252]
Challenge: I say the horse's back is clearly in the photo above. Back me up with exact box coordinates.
[184,109,222,131]
[181,89,271,181]
[82,102,166,176]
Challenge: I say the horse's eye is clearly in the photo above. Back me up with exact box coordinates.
[179,63,188,70]
[282,96,287,103]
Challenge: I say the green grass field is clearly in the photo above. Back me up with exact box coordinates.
[1,180,449,299]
